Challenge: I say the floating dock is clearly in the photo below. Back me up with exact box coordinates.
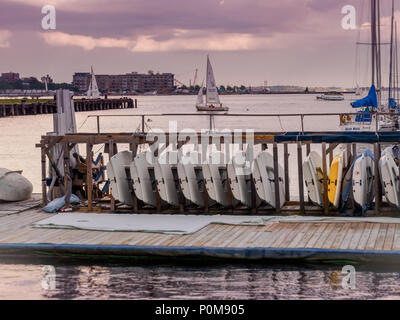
[0,98,136,118]
[1,203,400,263]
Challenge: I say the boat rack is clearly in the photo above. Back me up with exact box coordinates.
[37,128,400,216]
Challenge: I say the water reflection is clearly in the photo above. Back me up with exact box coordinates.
[1,257,400,299]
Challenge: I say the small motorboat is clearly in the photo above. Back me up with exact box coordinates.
[0,168,33,202]
[317,92,345,101]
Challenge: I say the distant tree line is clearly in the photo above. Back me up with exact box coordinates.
[0,78,78,91]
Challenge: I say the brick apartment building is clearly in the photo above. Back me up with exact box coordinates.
[72,71,174,94]
[1,72,20,82]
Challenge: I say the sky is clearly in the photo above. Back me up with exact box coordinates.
[0,0,398,87]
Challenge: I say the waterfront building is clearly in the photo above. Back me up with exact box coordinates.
[72,71,174,94]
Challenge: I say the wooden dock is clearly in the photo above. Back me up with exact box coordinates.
[1,203,400,263]
[0,98,136,118]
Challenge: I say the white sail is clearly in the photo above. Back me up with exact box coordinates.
[87,66,100,99]
[196,83,204,106]
[205,56,220,105]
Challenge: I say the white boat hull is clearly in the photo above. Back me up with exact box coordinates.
[109,151,133,206]
[0,168,33,202]
[303,151,323,206]
[177,152,204,207]
[379,148,400,208]
[155,151,180,207]
[130,151,157,207]
[202,151,229,207]
[352,151,374,211]
[252,151,285,208]
[227,151,252,207]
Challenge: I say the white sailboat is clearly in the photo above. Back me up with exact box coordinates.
[196,56,228,112]
[87,66,100,99]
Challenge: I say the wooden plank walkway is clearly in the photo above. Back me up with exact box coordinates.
[2,205,400,263]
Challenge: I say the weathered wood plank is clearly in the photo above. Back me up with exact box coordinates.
[374,224,389,251]
[330,223,351,249]
[305,223,329,248]
[383,224,396,251]
[365,223,382,250]
[392,224,400,250]
[356,223,374,250]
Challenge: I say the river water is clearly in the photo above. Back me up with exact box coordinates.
[2,94,396,300]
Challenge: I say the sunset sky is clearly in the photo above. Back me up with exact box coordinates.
[0,0,397,87]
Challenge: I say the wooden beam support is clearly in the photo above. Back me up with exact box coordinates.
[297,141,305,213]
[284,143,290,202]
[86,143,93,211]
[374,143,381,214]
[322,143,329,214]
[273,142,281,213]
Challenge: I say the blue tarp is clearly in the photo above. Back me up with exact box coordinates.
[42,194,80,213]
[389,98,398,109]
[351,85,378,108]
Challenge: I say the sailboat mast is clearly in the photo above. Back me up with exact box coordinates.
[396,22,399,102]
[389,0,395,102]
[371,0,376,87]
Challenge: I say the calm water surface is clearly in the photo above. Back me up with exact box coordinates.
[1,257,400,300]
[2,94,395,300]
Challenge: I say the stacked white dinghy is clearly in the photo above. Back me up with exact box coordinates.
[227,151,252,207]
[130,151,157,207]
[202,151,229,207]
[352,150,374,212]
[252,150,285,208]
[155,150,180,207]
[379,147,400,208]
[177,150,204,207]
[0,168,33,202]
[107,151,133,206]
[303,151,323,206]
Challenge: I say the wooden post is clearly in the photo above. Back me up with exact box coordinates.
[328,144,333,165]
[322,143,329,214]
[63,142,71,208]
[284,143,290,202]
[306,143,311,156]
[374,143,380,214]
[297,141,305,213]
[273,142,281,213]
[41,142,47,205]
[86,143,93,211]
[97,116,100,134]
[109,140,116,211]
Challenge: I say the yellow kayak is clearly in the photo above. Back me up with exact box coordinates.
[328,152,345,207]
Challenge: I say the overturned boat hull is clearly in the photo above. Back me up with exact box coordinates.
[0,168,33,202]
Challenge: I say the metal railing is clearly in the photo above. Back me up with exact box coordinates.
[84,111,399,134]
